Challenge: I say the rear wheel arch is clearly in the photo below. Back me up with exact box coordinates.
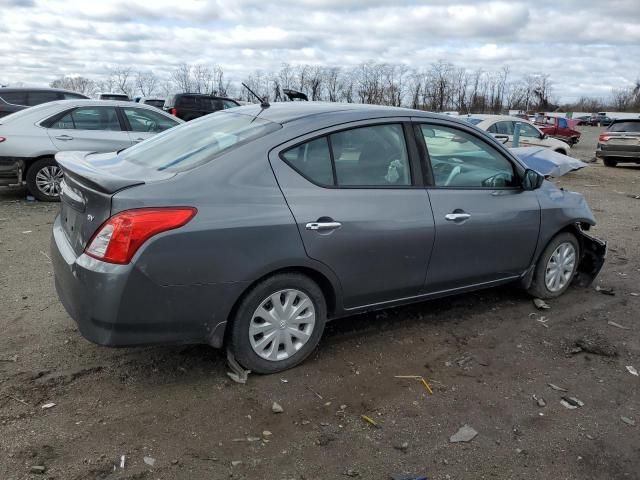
[24,154,57,175]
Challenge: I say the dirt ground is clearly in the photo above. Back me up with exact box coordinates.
[1,126,639,480]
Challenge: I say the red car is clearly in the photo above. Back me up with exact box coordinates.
[535,115,581,145]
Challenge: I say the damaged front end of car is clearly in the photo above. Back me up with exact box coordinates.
[573,224,607,287]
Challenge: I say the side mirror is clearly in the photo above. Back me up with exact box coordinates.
[522,168,544,190]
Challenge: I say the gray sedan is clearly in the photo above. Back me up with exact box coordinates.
[51,103,606,373]
[0,99,182,201]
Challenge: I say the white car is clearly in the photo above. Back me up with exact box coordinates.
[467,115,571,155]
[0,99,183,201]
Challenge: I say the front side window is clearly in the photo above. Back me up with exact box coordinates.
[280,124,412,188]
[123,107,178,133]
[119,111,281,172]
[420,125,517,188]
[49,106,121,131]
[518,122,541,138]
[222,99,239,109]
[492,121,514,135]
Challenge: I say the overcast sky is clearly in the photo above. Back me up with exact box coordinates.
[1,0,638,101]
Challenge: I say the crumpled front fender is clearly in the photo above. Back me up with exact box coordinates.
[573,227,607,287]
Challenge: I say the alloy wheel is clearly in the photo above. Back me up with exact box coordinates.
[35,165,63,197]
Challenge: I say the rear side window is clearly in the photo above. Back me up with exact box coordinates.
[48,106,121,131]
[281,124,411,187]
[63,92,86,100]
[558,118,568,128]
[282,137,333,186]
[609,121,640,132]
[27,91,58,106]
[222,99,239,109]
[0,92,27,105]
[119,112,281,172]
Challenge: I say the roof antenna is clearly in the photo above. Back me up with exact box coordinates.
[242,82,270,108]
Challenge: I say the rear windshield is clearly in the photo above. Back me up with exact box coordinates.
[119,111,281,172]
[465,118,483,125]
[144,99,165,108]
[176,95,220,110]
[100,94,129,101]
[608,121,640,132]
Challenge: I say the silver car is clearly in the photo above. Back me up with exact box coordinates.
[0,99,183,201]
[51,103,606,374]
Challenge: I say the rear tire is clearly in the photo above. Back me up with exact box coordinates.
[603,158,617,167]
[527,232,580,299]
[26,157,63,202]
[229,273,327,374]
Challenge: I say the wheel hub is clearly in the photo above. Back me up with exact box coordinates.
[545,242,576,292]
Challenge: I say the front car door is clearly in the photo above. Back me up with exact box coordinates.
[46,105,132,151]
[270,120,435,309]
[121,106,181,143]
[415,120,540,293]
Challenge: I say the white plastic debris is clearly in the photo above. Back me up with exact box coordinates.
[450,424,478,443]
[548,383,568,392]
[533,298,550,310]
[272,401,284,413]
[120,455,126,469]
[41,402,56,410]
[143,456,156,467]
[226,350,250,384]
[626,366,639,376]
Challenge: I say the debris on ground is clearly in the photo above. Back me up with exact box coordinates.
[262,430,272,437]
[143,456,156,467]
[626,366,639,376]
[361,415,380,429]
[41,402,56,409]
[560,396,584,409]
[607,320,631,330]
[305,385,323,399]
[231,460,242,467]
[343,468,360,477]
[120,455,126,469]
[532,395,546,407]
[0,354,18,362]
[548,383,568,392]
[394,375,434,394]
[627,194,640,200]
[29,466,46,474]
[595,286,615,296]
[621,416,636,426]
[575,333,618,357]
[393,441,409,451]
[272,402,284,413]
[226,350,250,384]
[450,424,478,443]
[533,298,551,310]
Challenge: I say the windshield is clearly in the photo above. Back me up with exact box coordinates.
[465,118,483,125]
[609,121,640,132]
[119,111,281,171]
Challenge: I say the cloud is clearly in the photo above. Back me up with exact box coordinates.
[0,0,638,100]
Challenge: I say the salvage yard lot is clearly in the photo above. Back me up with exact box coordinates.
[1,127,639,479]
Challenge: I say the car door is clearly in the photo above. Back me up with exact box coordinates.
[415,120,540,293]
[121,106,181,143]
[269,121,435,309]
[517,122,547,148]
[47,106,132,151]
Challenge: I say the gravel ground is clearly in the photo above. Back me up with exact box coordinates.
[0,126,639,480]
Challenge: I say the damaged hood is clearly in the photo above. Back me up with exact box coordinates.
[511,147,588,177]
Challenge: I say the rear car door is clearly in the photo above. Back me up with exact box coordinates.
[415,120,540,293]
[46,106,133,151]
[121,106,181,143]
[270,120,436,309]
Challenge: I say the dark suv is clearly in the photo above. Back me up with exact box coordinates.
[0,88,89,118]
[163,93,239,121]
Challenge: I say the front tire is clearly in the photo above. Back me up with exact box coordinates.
[229,273,327,374]
[26,157,63,202]
[603,158,617,167]
[528,232,580,299]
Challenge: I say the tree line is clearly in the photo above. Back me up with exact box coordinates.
[48,62,640,113]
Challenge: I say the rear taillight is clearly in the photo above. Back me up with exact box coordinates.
[85,207,197,264]
[598,133,610,142]
[170,108,177,116]
[0,137,6,143]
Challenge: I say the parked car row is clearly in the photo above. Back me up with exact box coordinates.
[0,87,89,118]
[0,100,183,200]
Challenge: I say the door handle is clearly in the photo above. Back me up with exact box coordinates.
[445,213,471,221]
[305,221,342,231]
[55,135,73,141]
[134,137,145,142]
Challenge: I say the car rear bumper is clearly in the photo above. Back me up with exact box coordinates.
[51,214,246,348]
[596,148,640,161]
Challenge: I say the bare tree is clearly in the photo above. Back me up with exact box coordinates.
[50,76,98,96]
[135,71,159,97]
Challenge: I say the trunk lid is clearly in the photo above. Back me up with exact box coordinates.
[601,132,640,152]
[56,150,175,255]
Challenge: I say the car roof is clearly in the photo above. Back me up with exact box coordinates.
[0,87,87,95]
[228,102,459,125]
